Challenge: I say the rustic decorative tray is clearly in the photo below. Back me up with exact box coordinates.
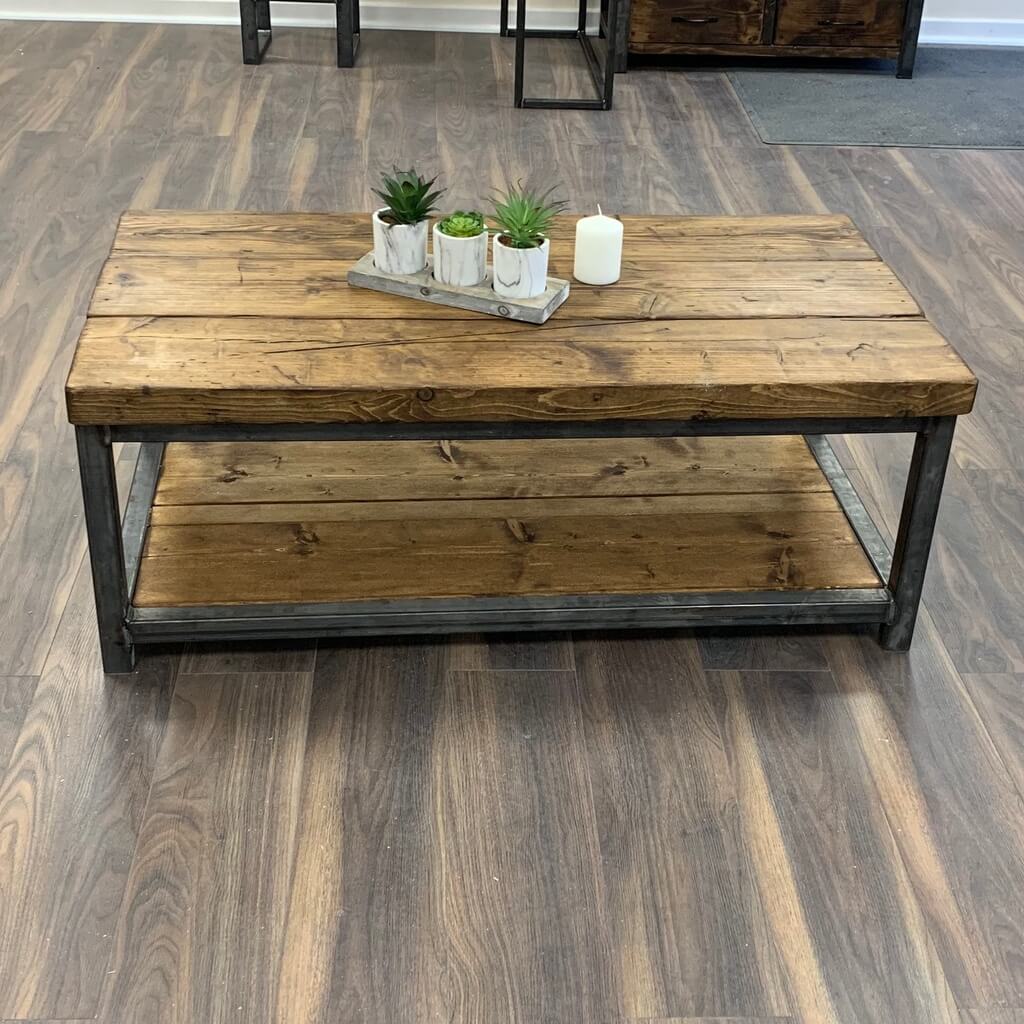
[346,252,570,324]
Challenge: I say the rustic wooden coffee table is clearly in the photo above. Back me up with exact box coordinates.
[66,211,976,673]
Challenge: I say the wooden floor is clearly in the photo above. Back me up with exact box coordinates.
[0,20,1022,1024]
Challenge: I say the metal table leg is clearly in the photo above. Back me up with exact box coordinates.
[75,427,135,674]
[337,0,360,67]
[879,416,956,650]
[239,0,272,64]
[83,415,956,664]
[896,0,925,78]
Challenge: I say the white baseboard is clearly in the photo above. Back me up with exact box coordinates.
[0,0,590,33]
[1,2,1023,46]
[919,17,1024,46]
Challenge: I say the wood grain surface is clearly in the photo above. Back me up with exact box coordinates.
[133,435,880,606]
[3,22,1022,1024]
[65,206,977,426]
[66,314,975,424]
[774,0,905,46]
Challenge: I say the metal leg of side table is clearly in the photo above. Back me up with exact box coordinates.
[75,426,135,674]
[509,0,620,110]
[336,0,360,67]
[239,0,272,64]
[879,416,956,650]
[896,0,925,78]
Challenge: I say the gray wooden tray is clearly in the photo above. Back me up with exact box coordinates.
[346,252,570,324]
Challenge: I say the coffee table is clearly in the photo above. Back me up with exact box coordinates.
[65,211,976,673]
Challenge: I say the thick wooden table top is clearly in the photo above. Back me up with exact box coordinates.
[65,211,977,425]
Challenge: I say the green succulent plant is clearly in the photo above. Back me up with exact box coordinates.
[437,210,486,238]
[489,183,568,249]
[373,167,446,226]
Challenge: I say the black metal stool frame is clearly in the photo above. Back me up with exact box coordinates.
[501,0,620,109]
[240,0,360,68]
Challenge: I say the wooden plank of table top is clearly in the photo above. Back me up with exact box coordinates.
[111,211,880,262]
[87,256,919,320]
[153,436,830,505]
[66,316,977,425]
[133,507,880,607]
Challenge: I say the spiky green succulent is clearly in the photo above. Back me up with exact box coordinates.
[489,183,568,249]
[437,210,486,238]
[373,167,445,225]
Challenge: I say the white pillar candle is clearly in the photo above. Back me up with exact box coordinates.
[573,208,623,285]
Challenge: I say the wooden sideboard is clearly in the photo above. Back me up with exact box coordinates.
[612,0,926,77]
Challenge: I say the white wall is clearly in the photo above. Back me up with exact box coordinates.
[925,0,1017,16]
[920,0,1023,44]
[1,0,1022,45]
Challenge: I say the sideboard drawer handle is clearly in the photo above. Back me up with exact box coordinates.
[817,18,866,26]
[672,15,719,23]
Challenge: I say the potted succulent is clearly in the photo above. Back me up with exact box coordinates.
[490,183,567,300]
[433,210,488,287]
[372,167,445,275]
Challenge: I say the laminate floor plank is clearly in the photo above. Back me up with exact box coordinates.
[963,673,1024,804]
[273,641,446,1024]
[574,635,792,1019]
[0,564,175,1019]
[0,1019,98,1024]
[718,666,962,1024]
[0,18,109,69]
[0,18,45,60]
[446,632,576,672]
[696,627,832,674]
[0,675,36,775]
[178,641,317,675]
[99,669,315,1024]
[826,613,1024,1007]
[961,1011,1024,1024]
[616,1019,797,1023]
[413,668,615,1024]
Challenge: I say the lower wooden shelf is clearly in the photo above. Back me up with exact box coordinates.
[132,435,883,608]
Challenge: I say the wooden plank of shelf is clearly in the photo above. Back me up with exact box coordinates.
[154,435,832,504]
[67,316,977,425]
[131,436,883,608]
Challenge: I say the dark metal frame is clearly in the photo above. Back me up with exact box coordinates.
[501,0,620,109]
[76,415,956,674]
[240,0,360,68]
[897,0,927,78]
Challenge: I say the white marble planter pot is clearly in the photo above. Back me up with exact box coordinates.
[372,208,428,275]
[492,235,549,299]
[432,224,488,287]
